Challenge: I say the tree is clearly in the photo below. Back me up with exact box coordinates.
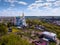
[0,23,8,36]
[7,22,14,27]
[0,34,31,45]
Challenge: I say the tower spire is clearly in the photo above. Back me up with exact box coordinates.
[22,12,24,17]
[21,12,27,26]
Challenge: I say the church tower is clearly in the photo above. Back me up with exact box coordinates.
[21,12,27,26]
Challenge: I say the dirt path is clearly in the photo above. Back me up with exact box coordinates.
[56,38,60,45]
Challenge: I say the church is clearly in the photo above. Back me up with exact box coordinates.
[15,13,27,28]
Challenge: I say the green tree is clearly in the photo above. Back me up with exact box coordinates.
[0,34,31,45]
[7,22,14,27]
[0,23,8,36]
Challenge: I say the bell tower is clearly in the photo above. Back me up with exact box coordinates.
[21,12,27,26]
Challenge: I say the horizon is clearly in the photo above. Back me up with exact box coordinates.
[0,15,60,17]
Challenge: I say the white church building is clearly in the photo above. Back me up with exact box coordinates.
[15,12,27,28]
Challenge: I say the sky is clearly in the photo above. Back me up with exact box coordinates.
[0,0,60,16]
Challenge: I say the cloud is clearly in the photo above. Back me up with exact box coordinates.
[26,0,60,16]
[0,8,22,16]
[28,2,52,10]
[35,0,44,3]
[5,0,17,3]
[4,0,28,7]
[28,0,46,10]
[54,0,60,7]
[26,7,60,16]
[10,4,15,7]
[4,0,18,7]
[28,0,60,10]
[46,0,56,2]
[18,1,27,5]
[0,7,60,16]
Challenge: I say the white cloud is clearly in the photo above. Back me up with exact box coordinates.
[4,0,28,7]
[46,0,56,2]
[18,1,27,5]
[26,7,60,16]
[28,1,52,10]
[43,3,52,8]
[28,2,45,10]
[0,8,22,16]
[10,4,15,7]
[35,0,44,3]
[54,0,60,7]
[28,3,39,10]
[28,0,60,10]
[51,8,60,15]
[26,0,60,16]
[0,7,60,16]
[5,0,17,3]
[4,0,18,7]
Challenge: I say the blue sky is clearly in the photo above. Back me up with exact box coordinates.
[0,0,60,16]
